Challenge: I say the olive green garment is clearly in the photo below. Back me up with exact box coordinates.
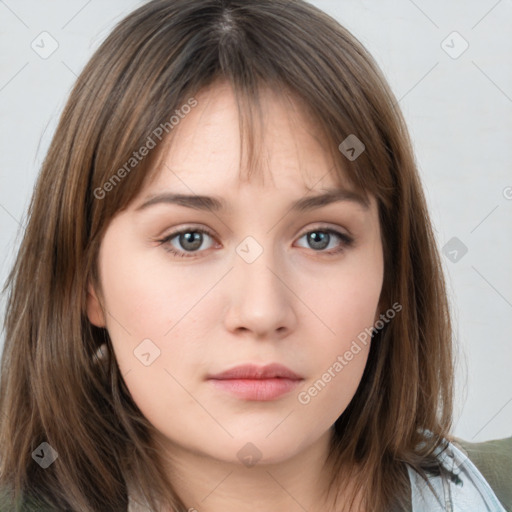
[453,436,512,511]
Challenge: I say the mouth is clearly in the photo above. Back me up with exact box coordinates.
[207,363,304,401]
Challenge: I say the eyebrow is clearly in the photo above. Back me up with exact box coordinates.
[135,188,369,213]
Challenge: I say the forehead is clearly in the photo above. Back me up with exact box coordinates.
[138,80,362,205]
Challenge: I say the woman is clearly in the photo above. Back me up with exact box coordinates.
[0,0,510,510]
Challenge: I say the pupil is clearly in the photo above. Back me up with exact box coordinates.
[181,232,202,251]
[308,231,329,250]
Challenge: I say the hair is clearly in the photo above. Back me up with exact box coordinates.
[0,0,455,510]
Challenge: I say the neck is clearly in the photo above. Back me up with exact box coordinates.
[149,428,362,512]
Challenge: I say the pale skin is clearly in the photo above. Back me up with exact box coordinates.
[87,81,384,512]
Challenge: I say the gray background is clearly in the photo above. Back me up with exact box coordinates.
[0,0,511,442]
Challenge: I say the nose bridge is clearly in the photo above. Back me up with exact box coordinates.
[224,234,297,336]
[234,234,286,307]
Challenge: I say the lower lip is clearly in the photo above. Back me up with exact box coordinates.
[208,378,302,401]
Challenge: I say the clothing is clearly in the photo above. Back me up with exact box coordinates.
[455,436,512,509]
[407,438,509,511]
[128,437,512,512]
[127,437,512,511]
[2,436,510,510]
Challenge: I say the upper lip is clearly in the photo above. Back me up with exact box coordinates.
[207,363,303,380]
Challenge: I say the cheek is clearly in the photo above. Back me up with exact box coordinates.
[296,346,370,437]
[293,250,383,418]
[304,249,383,350]
[97,230,224,379]
[296,282,377,411]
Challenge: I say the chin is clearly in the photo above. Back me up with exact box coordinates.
[203,433,309,467]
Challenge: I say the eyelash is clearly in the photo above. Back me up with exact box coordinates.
[157,225,354,259]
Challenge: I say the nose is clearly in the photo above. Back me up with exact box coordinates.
[223,245,298,339]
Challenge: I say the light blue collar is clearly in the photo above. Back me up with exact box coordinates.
[407,440,507,511]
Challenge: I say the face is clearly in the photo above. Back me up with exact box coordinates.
[87,81,384,467]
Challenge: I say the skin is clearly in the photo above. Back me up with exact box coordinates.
[87,80,384,512]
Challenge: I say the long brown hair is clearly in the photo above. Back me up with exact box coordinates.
[0,0,454,510]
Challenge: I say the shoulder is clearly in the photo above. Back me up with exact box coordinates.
[451,435,512,511]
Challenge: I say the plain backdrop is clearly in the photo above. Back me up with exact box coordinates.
[0,0,511,442]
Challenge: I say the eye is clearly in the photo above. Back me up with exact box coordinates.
[295,227,354,256]
[157,225,354,258]
[158,227,217,258]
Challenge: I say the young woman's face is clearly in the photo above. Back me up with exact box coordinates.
[87,81,384,466]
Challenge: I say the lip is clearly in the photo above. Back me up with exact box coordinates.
[207,363,304,401]
[208,363,303,380]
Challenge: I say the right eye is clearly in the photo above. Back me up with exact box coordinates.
[158,226,218,258]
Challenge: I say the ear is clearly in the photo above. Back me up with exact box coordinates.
[86,281,106,328]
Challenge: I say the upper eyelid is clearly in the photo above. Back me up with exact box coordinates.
[163,225,217,241]
[162,223,350,240]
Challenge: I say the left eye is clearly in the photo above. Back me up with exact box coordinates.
[158,227,353,258]
[295,229,353,254]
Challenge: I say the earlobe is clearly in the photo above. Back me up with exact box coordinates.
[86,282,106,327]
